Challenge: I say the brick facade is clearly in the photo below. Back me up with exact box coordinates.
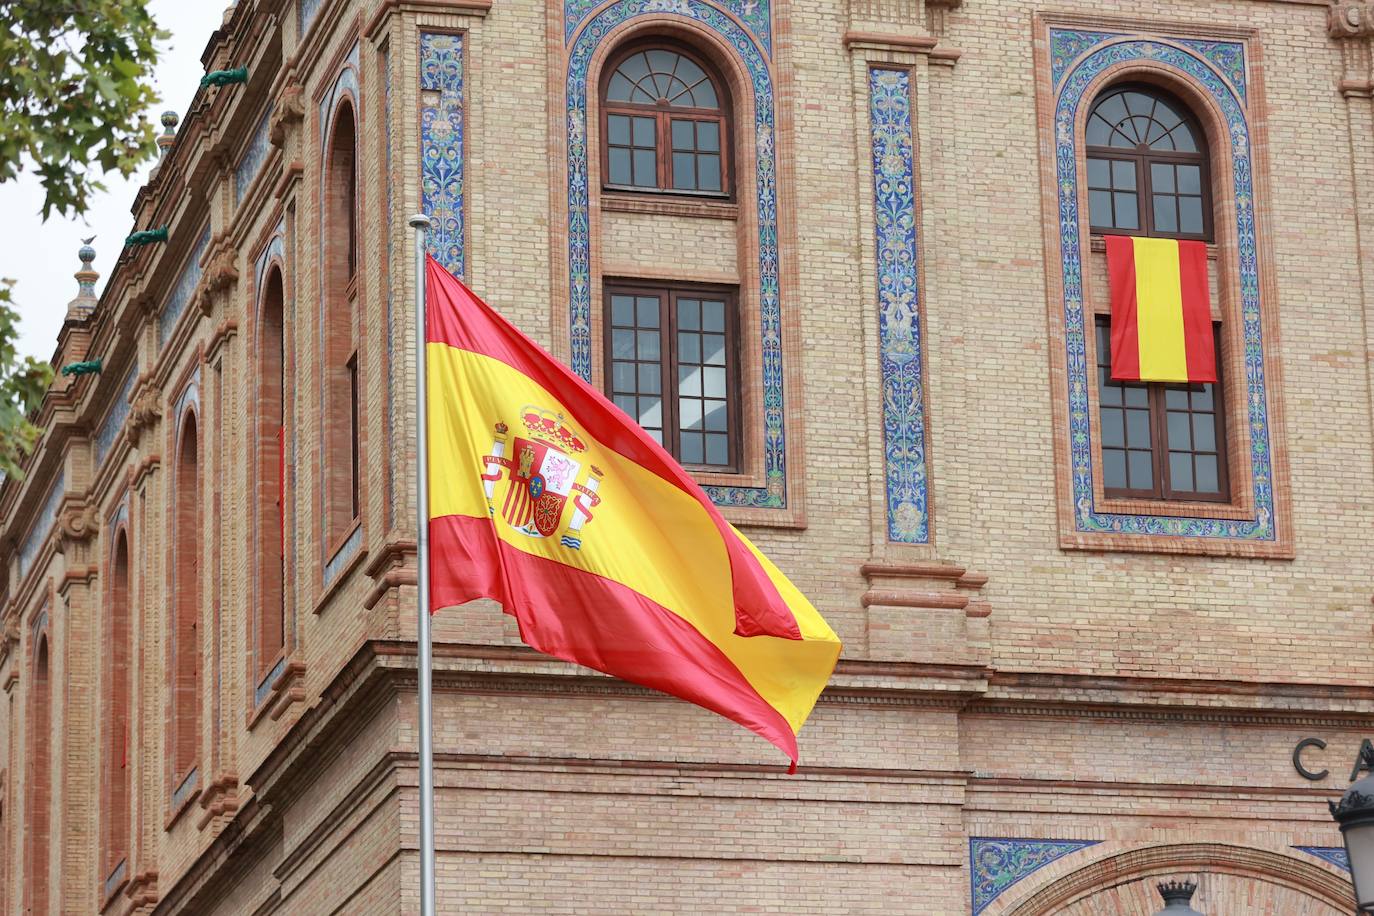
[0,0,1370,912]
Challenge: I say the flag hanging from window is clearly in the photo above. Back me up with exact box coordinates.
[1104,235,1216,383]
[422,256,842,771]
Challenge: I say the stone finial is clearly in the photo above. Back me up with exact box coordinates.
[157,111,179,159]
[222,1,237,27]
[66,237,98,321]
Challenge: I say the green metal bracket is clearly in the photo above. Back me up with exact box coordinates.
[124,226,168,247]
[60,360,102,377]
[200,66,248,89]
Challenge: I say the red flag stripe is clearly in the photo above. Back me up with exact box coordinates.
[424,258,801,642]
[429,512,800,765]
[1105,235,1141,381]
[1178,240,1217,383]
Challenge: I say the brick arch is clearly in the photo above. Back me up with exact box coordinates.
[24,628,51,915]
[1001,843,1351,916]
[252,261,288,696]
[101,521,133,884]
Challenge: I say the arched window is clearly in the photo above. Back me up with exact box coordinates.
[601,45,730,195]
[25,634,50,914]
[255,268,286,686]
[324,101,361,545]
[1086,85,1211,240]
[1086,85,1228,502]
[102,530,132,882]
[172,412,200,785]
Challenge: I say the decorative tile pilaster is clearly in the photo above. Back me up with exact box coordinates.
[970,837,1100,914]
[421,33,465,277]
[867,67,930,544]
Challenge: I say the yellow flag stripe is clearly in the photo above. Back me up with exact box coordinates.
[1131,237,1189,382]
[427,342,841,734]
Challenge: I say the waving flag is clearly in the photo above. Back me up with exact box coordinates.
[1105,235,1216,383]
[423,257,841,769]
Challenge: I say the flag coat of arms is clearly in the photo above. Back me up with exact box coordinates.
[1104,235,1216,383]
[423,257,842,769]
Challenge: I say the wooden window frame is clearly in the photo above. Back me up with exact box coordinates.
[603,281,742,472]
[1086,84,1213,243]
[599,42,734,201]
[1095,318,1230,503]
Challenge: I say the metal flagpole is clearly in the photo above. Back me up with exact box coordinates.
[409,213,437,916]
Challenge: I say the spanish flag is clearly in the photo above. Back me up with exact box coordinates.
[424,257,841,770]
[1105,235,1216,383]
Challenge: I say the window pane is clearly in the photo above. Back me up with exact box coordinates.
[679,298,700,331]
[1180,197,1204,234]
[608,114,630,146]
[673,152,696,190]
[691,80,717,109]
[1195,454,1219,493]
[698,155,721,191]
[1112,160,1136,190]
[611,294,635,326]
[1089,191,1113,227]
[703,333,726,365]
[1099,379,1122,406]
[618,52,650,83]
[1165,388,1188,409]
[1087,158,1109,188]
[638,364,661,394]
[647,49,677,77]
[1101,409,1124,447]
[1193,384,1213,410]
[632,149,656,187]
[607,73,635,103]
[702,299,725,332]
[680,432,704,464]
[1153,195,1177,233]
[703,366,726,398]
[1171,124,1198,152]
[1128,450,1153,489]
[675,57,706,89]
[612,362,635,392]
[698,121,719,152]
[1103,450,1127,489]
[632,116,655,147]
[1114,193,1138,229]
[671,119,694,150]
[637,329,659,360]
[1193,413,1216,451]
[1151,163,1174,193]
[679,365,701,396]
[1167,411,1191,449]
[679,397,703,430]
[1178,164,1201,194]
[678,332,700,364]
[704,400,728,431]
[1086,114,1112,147]
[608,148,632,185]
[1124,385,1148,408]
[705,433,729,466]
[612,329,635,358]
[614,394,636,416]
[638,396,662,429]
[1169,452,1194,492]
[1126,409,1151,447]
[637,296,659,327]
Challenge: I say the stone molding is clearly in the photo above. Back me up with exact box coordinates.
[1329,0,1374,38]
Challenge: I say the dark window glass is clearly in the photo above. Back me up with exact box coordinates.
[1086,86,1210,241]
[602,45,729,196]
[605,284,738,469]
[1095,319,1228,501]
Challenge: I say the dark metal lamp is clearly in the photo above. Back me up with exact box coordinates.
[1152,879,1203,916]
[1331,743,1374,913]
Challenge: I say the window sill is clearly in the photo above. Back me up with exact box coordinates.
[1089,234,1217,259]
[1096,493,1252,522]
[600,192,738,221]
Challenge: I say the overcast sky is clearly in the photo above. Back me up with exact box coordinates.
[0,3,226,362]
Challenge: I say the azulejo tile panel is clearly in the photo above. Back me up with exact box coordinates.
[564,0,771,56]
[421,33,465,277]
[566,0,786,509]
[1293,846,1351,872]
[1051,32,1276,541]
[868,67,929,544]
[95,362,139,467]
[970,837,1100,914]
[234,106,273,204]
[158,224,211,350]
[18,471,65,580]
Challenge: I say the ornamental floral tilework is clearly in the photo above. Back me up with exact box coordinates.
[234,106,272,204]
[94,361,138,467]
[157,224,211,350]
[564,0,771,55]
[868,67,929,544]
[1293,846,1351,872]
[566,0,786,509]
[1051,31,1277,541]
[421,33,465,276]
[970,837,1100,914]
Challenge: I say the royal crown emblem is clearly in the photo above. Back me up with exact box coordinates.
[480,408,603,549]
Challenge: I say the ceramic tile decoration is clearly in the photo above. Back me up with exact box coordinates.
[94,362,138,467]
[1050,31,1276,541]
[970,837,1100,914]
[868,67,929,543]
[421,33,465,276]
[158,225,211,350]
